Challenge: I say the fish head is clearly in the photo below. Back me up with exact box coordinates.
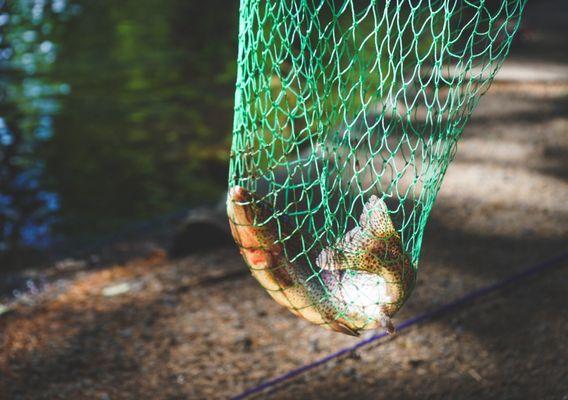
[227,185,279,252]
[227,186,261,223]
[227,186,296,295]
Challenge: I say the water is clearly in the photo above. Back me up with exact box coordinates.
[0,0,238,252]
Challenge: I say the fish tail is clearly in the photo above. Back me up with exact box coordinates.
[360,195,397,237]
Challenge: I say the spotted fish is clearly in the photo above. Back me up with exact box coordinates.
[227,186,415,336]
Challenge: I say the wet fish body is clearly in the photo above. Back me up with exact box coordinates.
[227,186,415,336]
[227,186,360,335]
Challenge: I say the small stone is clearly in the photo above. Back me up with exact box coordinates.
[119,328,133,337]
[468,368,483,382]
[309,339,321,352]
[409,359,424,368]
[256,309,267,317]
[102,282,132,297]
[55,258,87,271]
[235,335,253,352]
[0,304,12,316]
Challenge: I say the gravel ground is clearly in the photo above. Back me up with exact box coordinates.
[1,2,567,399]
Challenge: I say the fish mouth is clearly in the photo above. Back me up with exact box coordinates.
[228,185,249,203]
[227,186,255,226]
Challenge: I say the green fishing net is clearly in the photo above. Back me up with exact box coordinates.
[228,0,525,333]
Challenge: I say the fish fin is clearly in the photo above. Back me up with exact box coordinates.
[316,246,340,271]
[338,226,363,254]
[329,320,360,337]
[343,226,360,245]
[317,225,365,271]
[360,195,396,236]
[379,313,396,335]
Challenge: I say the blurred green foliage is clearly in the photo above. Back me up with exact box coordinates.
[1,0,239,245]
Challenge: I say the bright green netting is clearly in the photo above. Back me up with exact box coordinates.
[228,0,525,332]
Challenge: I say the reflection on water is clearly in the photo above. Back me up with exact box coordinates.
[0,0,238,252]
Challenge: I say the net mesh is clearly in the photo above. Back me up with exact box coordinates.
[227,0,525,334]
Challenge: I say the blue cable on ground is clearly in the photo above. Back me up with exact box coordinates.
[232,251,568,400]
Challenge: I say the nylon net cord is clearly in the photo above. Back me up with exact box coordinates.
[228,0,526,334]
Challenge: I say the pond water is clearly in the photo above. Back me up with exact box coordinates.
[0,0,238,252]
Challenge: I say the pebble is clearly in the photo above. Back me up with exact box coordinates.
[101,282,132,296]
[0,303,12,316]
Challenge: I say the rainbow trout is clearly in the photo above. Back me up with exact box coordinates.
[227,186,415,336]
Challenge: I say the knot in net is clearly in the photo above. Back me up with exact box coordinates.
[227,0,525,335]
